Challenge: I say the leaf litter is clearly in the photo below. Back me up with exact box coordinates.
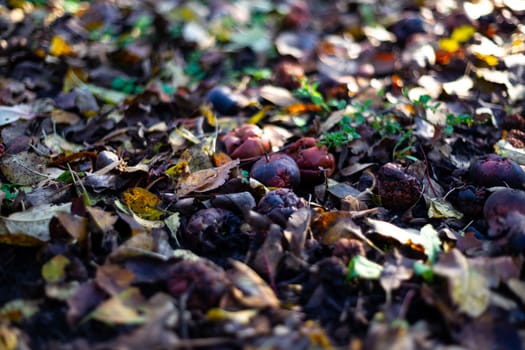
[0,0,524,349]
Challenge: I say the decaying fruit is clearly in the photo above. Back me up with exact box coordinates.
[220,124,271,161]
[167,259,229,310]
[183,208,244,253]
[469,154,525,189]
[286,137,336,184]
[250,153,301,188]
[377,162,422,210]
[257,188,306,226]
[483,188,525,239]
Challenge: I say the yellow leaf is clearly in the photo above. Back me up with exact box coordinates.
[438,38,459,53]
[49,35,73,57]
[165,161,190,179]
[42,255,70,283]
[63,67,88,92]
[474,52,499,67]
[122,187,164,221]
[200,104,216,127]
[0,324,19,350]
[451,25,476,43]
[248,105,273,125]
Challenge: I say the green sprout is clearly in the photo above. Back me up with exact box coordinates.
[444,113,473,135]
[294,78,329,111]
[319,115,361,148]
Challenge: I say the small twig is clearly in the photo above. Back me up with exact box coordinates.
[419,144,439,197]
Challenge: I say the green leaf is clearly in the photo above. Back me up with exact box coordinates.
[56,170,85,183]
[347,255,383,280]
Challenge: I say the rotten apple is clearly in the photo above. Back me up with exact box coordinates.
[377,162,422,210]
[469,154,525,189]
[483,188,525,238]
[286,137,336,184]
[250,153,301,188]
[183,208,244,254]
[257,188,306,226]
[220,124,271,161]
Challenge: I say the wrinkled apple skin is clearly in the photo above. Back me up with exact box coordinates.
[286,137,336,184]
[221,124,271,160]
[469,154,525,189]
[377,162,422,210]
[257,188,305,226]
[250,153,301,188]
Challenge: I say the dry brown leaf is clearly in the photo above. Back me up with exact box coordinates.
[175,159,239,198]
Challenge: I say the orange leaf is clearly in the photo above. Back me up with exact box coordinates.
[49,35,73,57]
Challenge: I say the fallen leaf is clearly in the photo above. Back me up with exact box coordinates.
[0,105,35,127]
[432,249,490,318]
[1,202,72,243]
[41,255,71,283]
[0,152,54,185]
[175,158,239,198]
[122,187,164,220]
[49,35,73,57]
[96,264,135,296]
[228,260,280,309]
[86,288,146,325]
[427,196,463,220]
[347,255,383,280]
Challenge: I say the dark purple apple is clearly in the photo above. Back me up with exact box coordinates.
[483,188,525,238]
[250,153,300,188]
[469,154,525,189]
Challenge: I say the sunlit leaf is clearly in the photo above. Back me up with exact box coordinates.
[0,105,35,126]
[87,288,146,325]
[206,308,257,324]
[49,35,73,57]
[474,52,499,67]
[438,38,459,53]
[450,25,476,43]
[247,105,273,125]
[433,249,490,317]
[164,212,181,246]
[347,255,383,280]
[122,187,164,221]
[427,197,463,220]
[1,202,72,243]
[0,323,23,350]
[175,158,239,198]
[420,224,442,264]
